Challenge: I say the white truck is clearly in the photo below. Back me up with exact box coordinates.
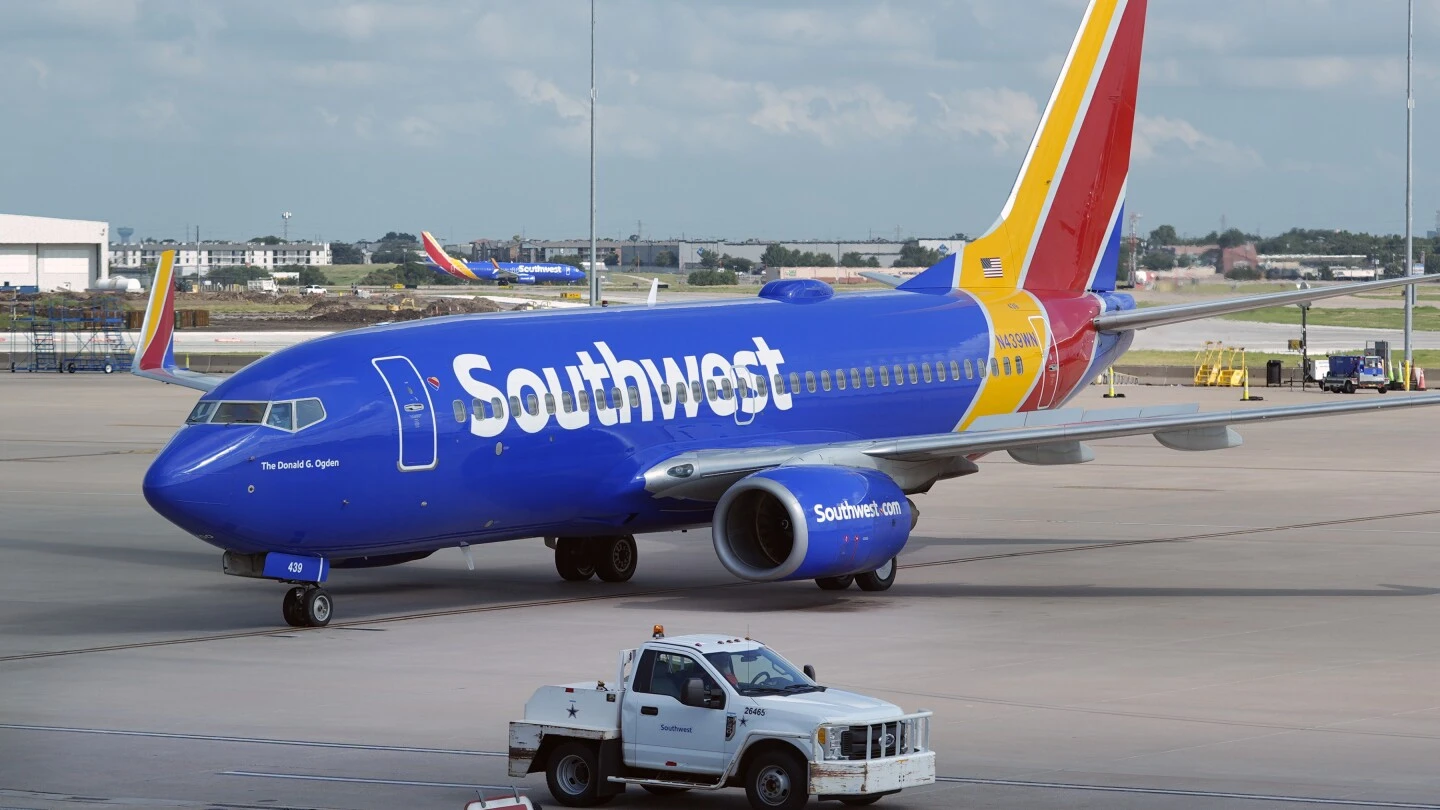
[509,628,934,809]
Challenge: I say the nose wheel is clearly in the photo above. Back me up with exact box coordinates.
[282,585,333,627]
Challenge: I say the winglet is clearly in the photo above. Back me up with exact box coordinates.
[647,278,659,307]
[131,250,222,392]
[421,231,480,280]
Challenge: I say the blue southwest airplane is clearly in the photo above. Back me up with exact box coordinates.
[135,0,1440,628]
[421,231,587,285]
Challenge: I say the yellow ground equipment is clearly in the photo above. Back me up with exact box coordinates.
[386,297,415,314]
[559,291,582,301]
[1216,346,1247,386]
[1193,341,1221,386]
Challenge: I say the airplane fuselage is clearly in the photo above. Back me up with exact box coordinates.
[143,284,1134,560]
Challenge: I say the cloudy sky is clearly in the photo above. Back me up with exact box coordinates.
[1,0,1436,244]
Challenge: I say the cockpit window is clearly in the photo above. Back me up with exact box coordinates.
[266,401,294,430]
[211,402,268,424]
[187,398,326,432]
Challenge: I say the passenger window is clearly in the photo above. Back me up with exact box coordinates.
[212,401,268,425]
[991,358,1001,377]
[544,393,556,415]
[879,366,890,386]
[610,387,622,409]
[595,391,608,411]
[775,373,786,394]
[788,372,800,393]
[562,391,576,413]
[1002,357,1012,376]
[526,393,540,415]
[720,380,734,400]
[472,398,486,419]
[757,377,768,396]
[964,359,974,380]
[737,378,749,397]
[820,370,832,391]
[922,363,933,383]
[977,359,986,378]
[707,380,719,400]
[835,369,846,391]
[850,368,861,388]
[577,392,590,412]
[1015,356,1024,375]
[805,371,817,393]
[864,367,876,387]
[628,385,640,406]
[936,362,947,382]
[510,395,523,416]
[908,364,918,384]
[951,360,961,380]
[491,397,505,418]
[893,365,904,385]
[660,384,672,406]
[186,401,218,424]
[267,401,295,430]
[676,384,687,404]
[449,400,465,424]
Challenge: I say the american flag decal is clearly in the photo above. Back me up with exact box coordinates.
[980,257,1004,278]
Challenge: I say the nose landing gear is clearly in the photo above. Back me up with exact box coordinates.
[282,585,333,628]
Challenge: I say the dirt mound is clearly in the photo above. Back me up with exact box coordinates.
[421,297,505,316]
[309,307,424,324]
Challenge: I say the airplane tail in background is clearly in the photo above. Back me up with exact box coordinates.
[421,231,481,281]
[131,250,222,392]
[900,0,1146,295]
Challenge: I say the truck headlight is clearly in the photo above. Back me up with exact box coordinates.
[817,725,844,759]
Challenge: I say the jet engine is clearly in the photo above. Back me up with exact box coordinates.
[712,466,911,582]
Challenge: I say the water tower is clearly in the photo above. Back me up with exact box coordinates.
[117,226,134,244]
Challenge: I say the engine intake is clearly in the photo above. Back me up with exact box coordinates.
[712,466,911,582]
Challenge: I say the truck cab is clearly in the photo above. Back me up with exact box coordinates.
[509,628,934,809]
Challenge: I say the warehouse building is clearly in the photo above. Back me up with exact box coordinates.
[0,214,110,292]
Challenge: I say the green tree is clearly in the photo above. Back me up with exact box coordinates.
[761,244,796,267]
[687,268,738,286]
[330,242,363,264]
[722,255,755,273]
[1141,250,1175,270]
[839,251,868,267]
[893,241,942,268]
[248,235,283,245]
[380,232,418,244]
[296,266,332,286]
[654,250,677,268]
[360,259,461,286]
[207,265,271,286]
[547,254,586,270]
[1215,228,1252,249]
[1148,224,1178,245]
[698,249,722,269]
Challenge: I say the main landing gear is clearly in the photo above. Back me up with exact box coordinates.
[815,557,898,592]
[282,585,333,628]
[554,535,638,583]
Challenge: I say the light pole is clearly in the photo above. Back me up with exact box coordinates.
[588,0,599,307]
[1404,0,1415,385]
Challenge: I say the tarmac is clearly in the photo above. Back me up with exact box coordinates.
[2,375,1440,809]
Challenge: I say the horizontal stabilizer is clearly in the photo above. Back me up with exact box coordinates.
[859,271,906,288]
[1095,273,1440,332]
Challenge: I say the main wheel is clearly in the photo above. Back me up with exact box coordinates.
[545,740,610,807]
[281,587,306,627]
[745,748,808,810]
[855,557,898,592]
[301,587,333,627]
[555,538,596,581]
[815,574,854,591]
[594,535,637,583]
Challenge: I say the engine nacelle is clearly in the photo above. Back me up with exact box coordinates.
[712,466,911,582]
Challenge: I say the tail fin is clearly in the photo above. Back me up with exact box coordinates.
[131,250,221,392]
[900,0,1146,294]
[421,231,480,281]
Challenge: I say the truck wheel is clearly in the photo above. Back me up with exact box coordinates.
[745,749,808,810]
[594,535,637,583]
[815,575,854,590]
[555,538,596,581]
[1344,381,1356,394]
[855,557,898,592]
[1378,385,1387,394]
[545,741,610,807]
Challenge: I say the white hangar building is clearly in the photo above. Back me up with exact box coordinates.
[0,214,110,292]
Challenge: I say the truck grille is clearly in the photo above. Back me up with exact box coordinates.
[839,722,900,760]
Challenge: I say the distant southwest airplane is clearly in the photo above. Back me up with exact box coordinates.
[421,231,586,285]
[134,0,1440,628]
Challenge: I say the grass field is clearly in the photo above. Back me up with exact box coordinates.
[1219,306,1440,331]
[322,264,394,287]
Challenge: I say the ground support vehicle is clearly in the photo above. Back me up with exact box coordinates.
[1321,354,1389,394]
[509,629,934,809]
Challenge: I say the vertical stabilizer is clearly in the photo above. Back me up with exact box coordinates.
[900,0,1146,294]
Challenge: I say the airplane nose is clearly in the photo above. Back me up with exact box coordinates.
[143,430,250,550]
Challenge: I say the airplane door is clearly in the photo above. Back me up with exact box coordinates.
[731,369,758,426]
[1028,315,1061,409]
[372,355,438,471]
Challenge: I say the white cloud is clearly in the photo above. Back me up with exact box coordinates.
[749,84,915,147]
[506,69,587,121]
[1132,114,1262,169]
[927,88,1040,153]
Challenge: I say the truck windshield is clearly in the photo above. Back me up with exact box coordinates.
[704,647,820,696]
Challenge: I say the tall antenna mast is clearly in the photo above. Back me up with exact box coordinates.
[588,0,599,306]
[1404,0,1415,378]
[282,211,293,242]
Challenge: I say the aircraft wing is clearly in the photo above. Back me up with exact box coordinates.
[1096,273,1440,332]
[131,250,225,393]
[488,258,521,280]
[642,394,1440,501]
